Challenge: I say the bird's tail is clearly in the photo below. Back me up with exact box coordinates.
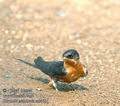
[14,58,38,69]
[14,57,49,75]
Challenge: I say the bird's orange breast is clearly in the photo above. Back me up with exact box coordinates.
[59,59,85,83]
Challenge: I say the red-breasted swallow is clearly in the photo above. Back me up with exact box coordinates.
[16,49,88,91]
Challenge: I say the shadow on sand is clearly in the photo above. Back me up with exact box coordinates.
[28,76,88,92]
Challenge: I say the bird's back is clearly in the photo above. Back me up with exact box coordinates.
[34,57,66,77]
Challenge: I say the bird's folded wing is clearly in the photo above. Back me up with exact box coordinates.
[34,57,67,77]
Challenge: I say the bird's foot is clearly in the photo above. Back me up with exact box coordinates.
[48,81,53,88]
[48,79,59,91]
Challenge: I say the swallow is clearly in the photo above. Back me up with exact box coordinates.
[16,49,88,91]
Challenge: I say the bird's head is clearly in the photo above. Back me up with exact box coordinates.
[62,49,80,62]
[62,49,88,77]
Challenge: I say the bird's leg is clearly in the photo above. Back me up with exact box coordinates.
[51,80,59,91]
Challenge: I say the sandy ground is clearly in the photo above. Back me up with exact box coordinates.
[0,0,120,106]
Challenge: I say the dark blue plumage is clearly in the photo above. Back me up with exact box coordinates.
[34,57,67,77]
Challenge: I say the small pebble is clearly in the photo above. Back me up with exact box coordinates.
[76,39,81,44]
[109,59,113,63]
[11,45,15,49]
[69,35,74,40]
[16,14,23,19]
[84,42,88,46]
[0,58,2,61]
[5,30,9,34]
[8,40,12,43]
[26,44,33,51]
[89,50,93,55]
[11,30,16,34]
[22,33,28,41]
[10,50,14,53]
[98,59,102,64]
[37,87,42,91]
[57,10,66,17]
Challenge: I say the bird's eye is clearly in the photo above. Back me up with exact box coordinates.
[67,54,73,58]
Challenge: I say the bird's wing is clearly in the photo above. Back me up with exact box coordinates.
[34,57,67,77]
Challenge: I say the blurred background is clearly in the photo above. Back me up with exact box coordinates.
[0,0,120,106]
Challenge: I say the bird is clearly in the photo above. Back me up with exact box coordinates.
[16,49,88,91]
